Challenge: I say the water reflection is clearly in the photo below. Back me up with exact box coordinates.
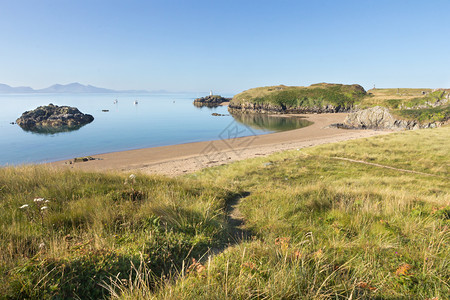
[193,102,222,109]
[231,113,313,132]
[18,124,88,135]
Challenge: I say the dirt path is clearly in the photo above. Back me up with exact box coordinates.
[199,192,253,263]
[331,157,444,177]
[225,192,252,243]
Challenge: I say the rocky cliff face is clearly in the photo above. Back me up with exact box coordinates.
[336,106,443,130]
[228,102,354,114]
[16,104,94,133]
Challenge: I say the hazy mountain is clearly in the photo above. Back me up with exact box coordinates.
[0,82,149,94]
[0,83,35,93]
[38,82,115,93]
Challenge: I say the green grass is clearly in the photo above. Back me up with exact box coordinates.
[232,84,450,123]
[402,90,447,108]
[1,126,449,299]
[360,88,450,123]
[393,105,450,123]
[145,126,450,299]
[0,170,234,298]
[231,83,367,109]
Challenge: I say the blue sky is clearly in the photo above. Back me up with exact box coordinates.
[1,0,449,93]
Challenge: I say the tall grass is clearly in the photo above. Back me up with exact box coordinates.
[1,126,449,299]
[124,126,449,299]
[0,168,233,298]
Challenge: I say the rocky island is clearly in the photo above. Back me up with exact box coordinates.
[16,104,94,134]
[193,95,231,107]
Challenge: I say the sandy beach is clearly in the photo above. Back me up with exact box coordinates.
[51,113,391,176]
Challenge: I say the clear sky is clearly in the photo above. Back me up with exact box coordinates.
[1,0,449,93]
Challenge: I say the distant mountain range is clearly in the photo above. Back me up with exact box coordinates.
[0,82,150,94]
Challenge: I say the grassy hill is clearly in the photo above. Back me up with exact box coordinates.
[229,83,367,113]
[229,84,450,124]
[1,126,449,299]
[363,88,450,124]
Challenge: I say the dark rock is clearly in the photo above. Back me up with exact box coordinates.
[16,104,94,133]
[73,156,96,163]
[228,102,355,114]
[193,95,231,107]
[211,113,227,116]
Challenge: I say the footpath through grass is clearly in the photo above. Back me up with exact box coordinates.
[0,126,449,299]
[152,126,449,299]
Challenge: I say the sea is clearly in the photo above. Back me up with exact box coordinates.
[0,93,312,166]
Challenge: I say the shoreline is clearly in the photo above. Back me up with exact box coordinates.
[50,113,393,176]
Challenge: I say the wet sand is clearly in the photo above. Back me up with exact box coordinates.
[50,113,391,176]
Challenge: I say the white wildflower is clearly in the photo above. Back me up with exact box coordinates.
[44,200,50,203]
[129,174,136,180]
[39,242,46,250]
[19,204,29,209]
[34,197,44,202]
[41,206,48,211]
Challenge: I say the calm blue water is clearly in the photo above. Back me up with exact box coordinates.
[0,93,311,165]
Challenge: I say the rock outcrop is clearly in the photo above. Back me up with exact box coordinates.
[343,106,396,129]
[334,106,443,130]
[16,104,94,133]
[228,102,353,114]
[193,95,231,107]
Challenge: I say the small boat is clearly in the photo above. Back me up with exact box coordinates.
[102,109,109,112]
[113,99,118,104]
[134,100,138,105]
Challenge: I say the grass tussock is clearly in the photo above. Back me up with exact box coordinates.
[1,126,449,299]
[144,126,449,299]
[0,168,233,299]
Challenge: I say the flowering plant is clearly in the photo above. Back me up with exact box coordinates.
[19,197,51,226]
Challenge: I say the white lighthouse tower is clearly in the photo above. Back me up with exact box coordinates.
[210,90,213,96]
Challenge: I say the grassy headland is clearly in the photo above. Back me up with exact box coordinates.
[1,126,449,299]
[229,84,450,124]
[362,88,450,124]
[229,83,367,113]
